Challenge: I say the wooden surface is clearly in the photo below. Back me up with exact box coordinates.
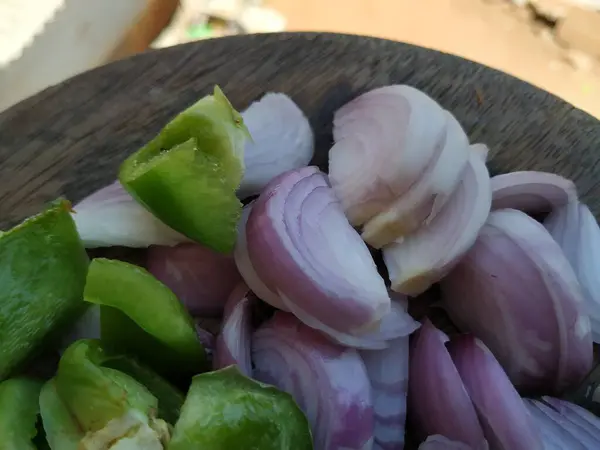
[1,32,600,228]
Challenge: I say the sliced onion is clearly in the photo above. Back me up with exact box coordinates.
[361,110,470,248]
[470,143,489,161]
[360,336,409,450]
[542,396,600,441]
[72,181,189,248]
[329,85,448,226]
[545,201,600,342]
[447,335,544,450]
[418,435,473,450]
[147,242,242,316]
[246,166,390,334]
[238,93,314,199]
[525,399,598,448]
[383,150,492,296]
[253,312,374,450]
[442,209,593,393]
[524,400,588,450]
[213,283,253,376]
[194,323,215,357]
[408,319,487,448]
[491,171,577,215]
[234,203,288,311]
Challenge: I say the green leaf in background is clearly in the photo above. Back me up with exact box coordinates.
[0,378,44,449]
[169,366,313,450]
[0,199,89,379]
[84,258,206,379]
[119,86,250,253]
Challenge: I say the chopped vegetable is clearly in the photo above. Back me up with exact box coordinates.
[360,336,410,450]
[0,378,44,449]
[491,171,577,215]
[329,85,469,247]
[84,258,206,378]
[238,92,314,199]
[442,209,592,393]
[383,150,491,296]
[169,366,313,450]
[214,283,253,376]
[147,242,242,317]
[0,199,89,379]
[545,200,600,342]
[119,86,250,253]
[245,166,390,335]
[447,335,544,450]
[72,181,189,248]
[253,312,373,450]
[408,320,486,448]
[42,340,173,449]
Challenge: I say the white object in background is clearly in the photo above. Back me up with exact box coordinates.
[0,0,152,112]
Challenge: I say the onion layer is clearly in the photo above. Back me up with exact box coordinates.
[360,337,409,450]
[213,283,253,376]
[238,93,314,199]
[245,166,390,334]
[147,242,242,316]
[545,200,600,342]
[383,150,492,296]
[360,110,470,248]
[418,435,473,450]
[408,319,487,448]
[491,171,577,215]
[329,85,450,226]
[447,335,544,450]
[442,209,592,394]
[253,312,374,450]
[72,181,189,248]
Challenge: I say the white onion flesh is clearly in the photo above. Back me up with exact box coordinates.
[238,93,314,199]
[383,150,492,296]
[545,200,600,342]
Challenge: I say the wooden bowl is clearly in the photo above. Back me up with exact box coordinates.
[1,32,600,228]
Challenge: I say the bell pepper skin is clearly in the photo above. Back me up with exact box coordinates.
[84,258,206,379]
[0,199,89,379]
[0,377,44,449]
[119,86,250,253]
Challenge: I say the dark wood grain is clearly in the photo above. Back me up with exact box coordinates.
[1,32,600,228]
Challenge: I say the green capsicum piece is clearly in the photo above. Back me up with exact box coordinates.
[41,339,172,450]
[119,86,251,253]
[84,258,206,379]
[0,377,44,449]
[169,366,313,450]
[0,199,88,379]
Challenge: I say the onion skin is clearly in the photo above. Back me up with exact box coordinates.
[491,171,577,215]
[383,150,491,296]
[73,181,189,248]
[418,435,473,450]
[147,243,242,317]
[246,166,390,334]
[545,201,600,342]
[253,312,374,450]
[360,336,409,450]
[329,85,449,226]
[442,208,593,394]
[447,335,544,450]
[408,319,487,448]
[214,283,253,377]
[542,396,600,442]
[238,93,314,199]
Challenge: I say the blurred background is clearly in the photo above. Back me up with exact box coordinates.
[0,0,598,117]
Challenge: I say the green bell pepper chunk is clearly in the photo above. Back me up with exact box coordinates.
[84,258,206,379]
[119,86,251,253]
[0,199,89,379]
[169,366,313,450]
[0,378,44,449]
[42,340,173,450]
